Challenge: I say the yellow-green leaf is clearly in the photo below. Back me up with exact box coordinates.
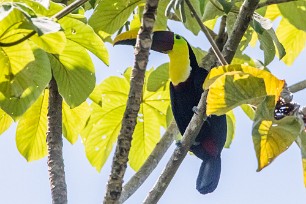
[0,108,13,135]
[204,65,285,115]
[49,40,95,108]
[224,110,235,148]
[0,42,51,119]
[88,0,144,39]
[252,96,303,171]
[154,0,168,31]
[16,90,48,161]
[240,104,256,120]
[59,17,109,66]
[276,18,306,66]
[29,31,66,54]
[62,100,90,144]
[82,68,170,171]
[296,131,306,186]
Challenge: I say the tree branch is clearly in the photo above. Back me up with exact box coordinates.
[103,0,159,203]
[118,120,179,203]
[143,90,208,204]
[257,0,298,9]
[47,78,67,204]
[289,79,306,93]
[142,0,259,203]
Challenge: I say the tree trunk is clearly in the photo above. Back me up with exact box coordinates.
[47,77,67,204]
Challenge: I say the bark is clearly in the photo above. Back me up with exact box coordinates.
[119,121,179,203]
[103,0,159,203]
[47,78,67,204]
[142,0,260,203]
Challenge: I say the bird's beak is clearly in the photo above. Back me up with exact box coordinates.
[114,30,174,53]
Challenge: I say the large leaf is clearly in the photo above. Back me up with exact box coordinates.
[29,31,66,54]
[49,40,95,108]
[203,65,285,115]
[62,101,90,144]
[82,68,170,171]
[276,18,306,66]
[16,90,48,161]
[252,96,304,171]
[88,0,144,39]
[224,110,235,148]
[154,0,169,31]
[278,1,306,31]
[0,43,51,119]
[0,108,13,135]
[59,17,109,65]
[296,131,306,187]
[147,63,169,92]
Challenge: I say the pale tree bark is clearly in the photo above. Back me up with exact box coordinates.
[143,0,260,203]
[103,0,160,203]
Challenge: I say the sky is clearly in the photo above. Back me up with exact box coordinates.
[0,17,306,204]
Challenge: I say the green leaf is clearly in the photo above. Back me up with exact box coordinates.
[82,68,170,171]
[0,108,13,135]
[204,65,285,115]
[252,96,304,171]
[240,104,255,120]
[154,0,168,31]
[276,18,306,66]
[62,100,90,144]
[257,30,275,65]
[296,131,306,187]
[30,17,61,35]
[59,17,109,66]
[16,90,48,161]
[278,1,306,31]
[202,1,223,24]
[226,12,237,36]
[147,63,169,92]
[29,31,66,54]
[217,0,233,13]
[49,40,95,108]
[0,43,51,119]
[88,0,144,39]
[224,110,235,148]
[191,46,207,67]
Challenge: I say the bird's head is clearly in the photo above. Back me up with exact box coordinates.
[114,30,192,85]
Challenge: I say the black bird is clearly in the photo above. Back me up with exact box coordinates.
[114,31,227,194]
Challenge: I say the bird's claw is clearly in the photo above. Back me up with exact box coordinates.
[192,106,199,115]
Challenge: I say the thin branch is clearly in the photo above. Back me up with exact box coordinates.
[102,0,159,203]
[257,0,298,9]
[185,0,228,65]
[143,0,259,203]
[289,79,306,93]
[118,120,179,203]
[0,0,89,47]
[143,90,208,204]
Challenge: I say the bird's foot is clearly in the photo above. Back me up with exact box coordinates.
[192,106,199,115]
[175,140,182,147]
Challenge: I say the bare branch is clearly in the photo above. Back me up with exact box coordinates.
[119,120,179,203]
[257,0,298,9]
[143,90,209,204]
[103,1,159,203]
[142,0,259,203]
[289,79,306,93]
[47,78,67,204]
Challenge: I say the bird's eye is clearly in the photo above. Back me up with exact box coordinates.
[175,35,181,39]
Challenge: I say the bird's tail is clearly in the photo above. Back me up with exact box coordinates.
[196,155,221,194]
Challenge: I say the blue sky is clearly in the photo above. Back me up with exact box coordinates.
[0,18,306,204]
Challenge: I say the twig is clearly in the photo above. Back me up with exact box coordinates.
[143,90,209,204]
[118,120,179,203]
[289,79,306,93]
[257,0,298,9]
[0,0,89,47]
[102,0,159,203]
[143,0,259,203]
[185,0,228,65]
